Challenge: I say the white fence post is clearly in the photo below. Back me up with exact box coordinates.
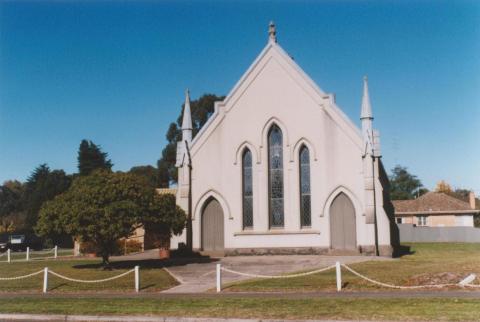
[7,249,10,263]
[26,247,30,261]
[54,246,58,259]
[216,263,221,293]
[43,267,48,293]
[134,266,140,293]
[336,261,342,292]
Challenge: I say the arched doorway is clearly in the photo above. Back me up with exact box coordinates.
[330,192,356,250]
[201,198,224,251]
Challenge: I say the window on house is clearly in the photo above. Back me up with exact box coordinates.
[242,149,253,229]
[268,125,284,228]
[396,217,403,224]
[417,215,427,226]
[299,145,311,227]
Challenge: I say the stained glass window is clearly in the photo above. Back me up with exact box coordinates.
[299,145,311,227]
[268,125,284,227]
[242,149,253,229]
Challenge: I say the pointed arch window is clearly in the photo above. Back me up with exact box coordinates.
[299,145,311,227]
[242,149,253,229]
[268,125,284,227]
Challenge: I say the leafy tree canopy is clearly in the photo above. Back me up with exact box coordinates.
[389,165,428,200]
[129,165,158,188]
[157,93,224,187]
[143,193,186,249]
[36,170,186,266]
[0,180,26,233]
[0,180,24,217]
[77,140,113,176]
[24,164,71,231]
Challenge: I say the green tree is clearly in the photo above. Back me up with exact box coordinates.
[157,94,224,187]
[77,140,113,176]
[389,165,427,200]
[23,164,71,231]
[36,170,186,266]
[143,193,186,250]
[129,165,158,188]
[0,180,26,232]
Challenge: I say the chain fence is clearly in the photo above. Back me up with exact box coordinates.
[0,266,140,293]
[220,264,336,279]
[214,262,479,292]
[341,264,460,289]
[0,246,74,263]
[0,269,44,281]
[49,268,135,283]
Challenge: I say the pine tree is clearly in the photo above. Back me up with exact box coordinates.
[77,140,113,176]
[389,165,427,200]
[24,164,71,230]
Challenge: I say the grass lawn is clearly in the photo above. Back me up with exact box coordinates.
[0,297,479,321]
[0,258,177,292]
[225,243,480,292]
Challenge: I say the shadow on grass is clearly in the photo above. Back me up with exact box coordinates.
[49,283,68,291]
[140,283,155,291]
[72,254,218,270]
[393,245,415,258]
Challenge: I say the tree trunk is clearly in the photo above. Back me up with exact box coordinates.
[101,253,110,269]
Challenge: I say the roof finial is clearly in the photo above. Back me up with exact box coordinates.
[181,88,193,142]
[361,75,373,120]
[268,21,276,43]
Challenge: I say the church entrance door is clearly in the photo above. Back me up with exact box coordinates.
[330,192,357,251]
[201,198,224,252]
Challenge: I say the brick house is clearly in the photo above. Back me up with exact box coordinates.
[393,192,479,227]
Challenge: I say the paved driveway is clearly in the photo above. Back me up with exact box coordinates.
[162,255,391,293]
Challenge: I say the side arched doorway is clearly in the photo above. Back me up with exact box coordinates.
[201,198,225,252]
[330,192,356,251]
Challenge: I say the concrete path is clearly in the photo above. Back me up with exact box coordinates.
[162,255,391,293]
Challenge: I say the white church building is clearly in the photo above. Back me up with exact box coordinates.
[172,23,397,256]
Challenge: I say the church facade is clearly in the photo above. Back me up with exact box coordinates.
[172,24,396,256]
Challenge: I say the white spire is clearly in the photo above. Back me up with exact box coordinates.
[268,21,277,43]
[360,76,373,120]
[181,89,192,143]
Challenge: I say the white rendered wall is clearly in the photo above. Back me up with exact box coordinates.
[455,215,474,227]
[172,43,391,252]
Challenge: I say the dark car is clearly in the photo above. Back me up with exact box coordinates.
[5,234,43,252]
[8,234,27,251]
[0,234,7,252]
[0,241,7,252]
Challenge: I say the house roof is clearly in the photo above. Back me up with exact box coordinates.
[392,192,479,215]
[156,188,177,195]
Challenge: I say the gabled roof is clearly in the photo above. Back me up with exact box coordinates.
[393,192,479,215]
[189,38,363,155]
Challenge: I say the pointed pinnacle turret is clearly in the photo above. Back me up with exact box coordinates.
[182,89,193,143]
[268,21,277,43]
[361,76,373,120]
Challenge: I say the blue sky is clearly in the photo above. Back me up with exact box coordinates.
[0,0,479,193]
